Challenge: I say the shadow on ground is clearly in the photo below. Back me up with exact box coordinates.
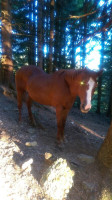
[0,89,112,200]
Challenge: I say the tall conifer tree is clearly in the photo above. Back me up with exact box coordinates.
[1,0,13,85]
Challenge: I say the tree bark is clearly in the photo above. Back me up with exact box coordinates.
[97,121,112,168]
[1,0,13,85]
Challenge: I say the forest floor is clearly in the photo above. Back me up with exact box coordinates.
[0,85,112,200]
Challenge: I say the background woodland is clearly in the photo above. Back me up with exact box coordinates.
[0,0,112,119]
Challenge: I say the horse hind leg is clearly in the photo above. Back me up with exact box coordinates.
[26,96,36,126]
[17,89,24,121]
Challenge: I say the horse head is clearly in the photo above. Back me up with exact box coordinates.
[65,68,103,113]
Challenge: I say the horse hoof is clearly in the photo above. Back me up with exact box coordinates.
[58,143,65,151]
[30,120,36,127]
[37,122,45,130]
[55,140,64,151]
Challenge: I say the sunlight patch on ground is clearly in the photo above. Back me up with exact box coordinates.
[78,123,104,139]
[100,189,112,200]
[71,120,104,139]
[0,136,75,200]
[41,158,75,200]
[0,139,42,200]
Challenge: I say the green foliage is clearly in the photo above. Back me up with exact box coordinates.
[11,0,35,69]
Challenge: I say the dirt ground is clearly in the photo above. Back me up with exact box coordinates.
[0,85,112,200]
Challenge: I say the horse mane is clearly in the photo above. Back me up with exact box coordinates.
[53,68,96,81]
[54,68,95,85]
[72,68,94,76]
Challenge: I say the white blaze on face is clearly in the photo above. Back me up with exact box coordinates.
[85,78,95,109]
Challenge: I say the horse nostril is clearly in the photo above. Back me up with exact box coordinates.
[81,103,91,113]
[82,104,85,110]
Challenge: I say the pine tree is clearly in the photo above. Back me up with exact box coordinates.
[37,0,43,68]
[96,1,111,114]
[12,0,31,68]
[97,121,112,168]
[48,0,55,73]
[1,0,13,85]
[28,0,36,65]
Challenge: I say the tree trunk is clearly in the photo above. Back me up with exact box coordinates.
[107,30,112,120]
[97,121,112,168]
[96,4,106,114]
[28,1,35,65]
[54,10,59,70]
[107,79,112,120]
[42,0,49,70]
[48,0,54,73]
[71,30,76,69]
[1,0,13,85]
[82,0,87,67]
[54,1,62,71]
[37,0,43,68]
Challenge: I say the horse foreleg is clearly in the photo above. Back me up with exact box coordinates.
[56,106,69,143]
[26,96,36,126]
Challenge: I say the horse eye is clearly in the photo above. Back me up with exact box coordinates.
[80,81,84,85]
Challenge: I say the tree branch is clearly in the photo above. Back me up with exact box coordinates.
[69,11,96,19]
[77,19,112,46]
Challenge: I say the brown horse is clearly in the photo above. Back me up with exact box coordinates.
[15,65,102,142]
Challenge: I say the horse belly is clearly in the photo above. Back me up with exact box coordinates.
[26,76,72,107]
[30,92,53,106]
[26,81,54,106]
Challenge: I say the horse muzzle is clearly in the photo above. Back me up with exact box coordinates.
[80,103,91,113]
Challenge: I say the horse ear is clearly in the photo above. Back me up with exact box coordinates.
[97,69,103,77]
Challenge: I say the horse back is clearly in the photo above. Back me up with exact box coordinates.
[15,65,44,91]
